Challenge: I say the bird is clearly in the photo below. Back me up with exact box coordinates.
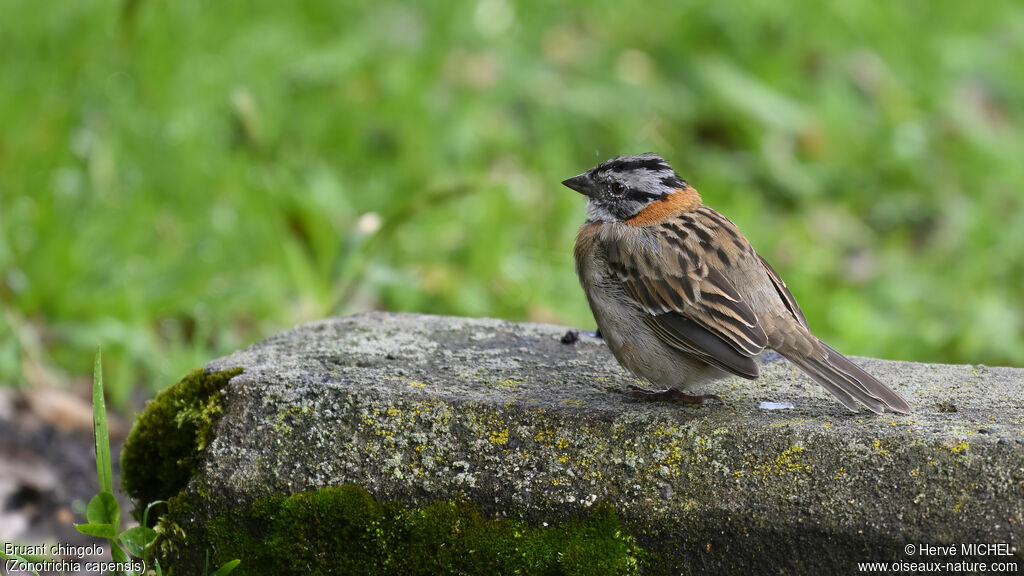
[563,153,911,414]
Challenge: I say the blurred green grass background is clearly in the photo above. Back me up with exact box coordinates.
[2,0,1023,406]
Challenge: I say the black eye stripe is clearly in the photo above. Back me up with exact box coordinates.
[627,191,666,202]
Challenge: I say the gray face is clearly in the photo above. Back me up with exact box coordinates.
[562,153,687,222]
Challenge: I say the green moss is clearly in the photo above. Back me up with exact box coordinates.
[167,484,641,576]
[121,367,244,514]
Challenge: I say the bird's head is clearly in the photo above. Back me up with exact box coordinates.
[561,153,690,223]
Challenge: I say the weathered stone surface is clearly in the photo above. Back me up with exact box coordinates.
[145,312,1024,573]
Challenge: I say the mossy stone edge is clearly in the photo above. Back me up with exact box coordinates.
[121,366,244,513]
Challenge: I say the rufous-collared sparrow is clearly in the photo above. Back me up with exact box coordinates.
[564,153,911,414]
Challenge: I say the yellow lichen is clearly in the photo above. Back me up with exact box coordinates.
[873,440,890,456]
[751,445,811,483]
[489,428,509,446]
[652,424,679,437]
[949,441,970,454]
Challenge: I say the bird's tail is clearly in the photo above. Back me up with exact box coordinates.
[780,338,912,414]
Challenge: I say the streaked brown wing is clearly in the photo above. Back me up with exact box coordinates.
[643,314,760,379]
[606,211,768,379]
[758,255,809,328]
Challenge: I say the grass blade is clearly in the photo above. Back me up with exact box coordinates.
[210,559,241,576]
[93,348,113,494]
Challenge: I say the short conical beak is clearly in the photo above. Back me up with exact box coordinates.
[561,173,595,197]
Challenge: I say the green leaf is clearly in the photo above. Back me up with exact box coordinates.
[120,525,158,558]
[0,552,41,576]
[93,348,113,494]
[210,559,241,576]
[85,491,120,528]
[110,542,140,576]
[74,522,118,539]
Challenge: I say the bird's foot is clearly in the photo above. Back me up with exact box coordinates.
[626,385,721,405]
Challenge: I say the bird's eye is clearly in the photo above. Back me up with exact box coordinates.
[610,182,625,196]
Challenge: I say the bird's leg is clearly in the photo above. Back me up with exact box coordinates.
[626,384,721,404]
